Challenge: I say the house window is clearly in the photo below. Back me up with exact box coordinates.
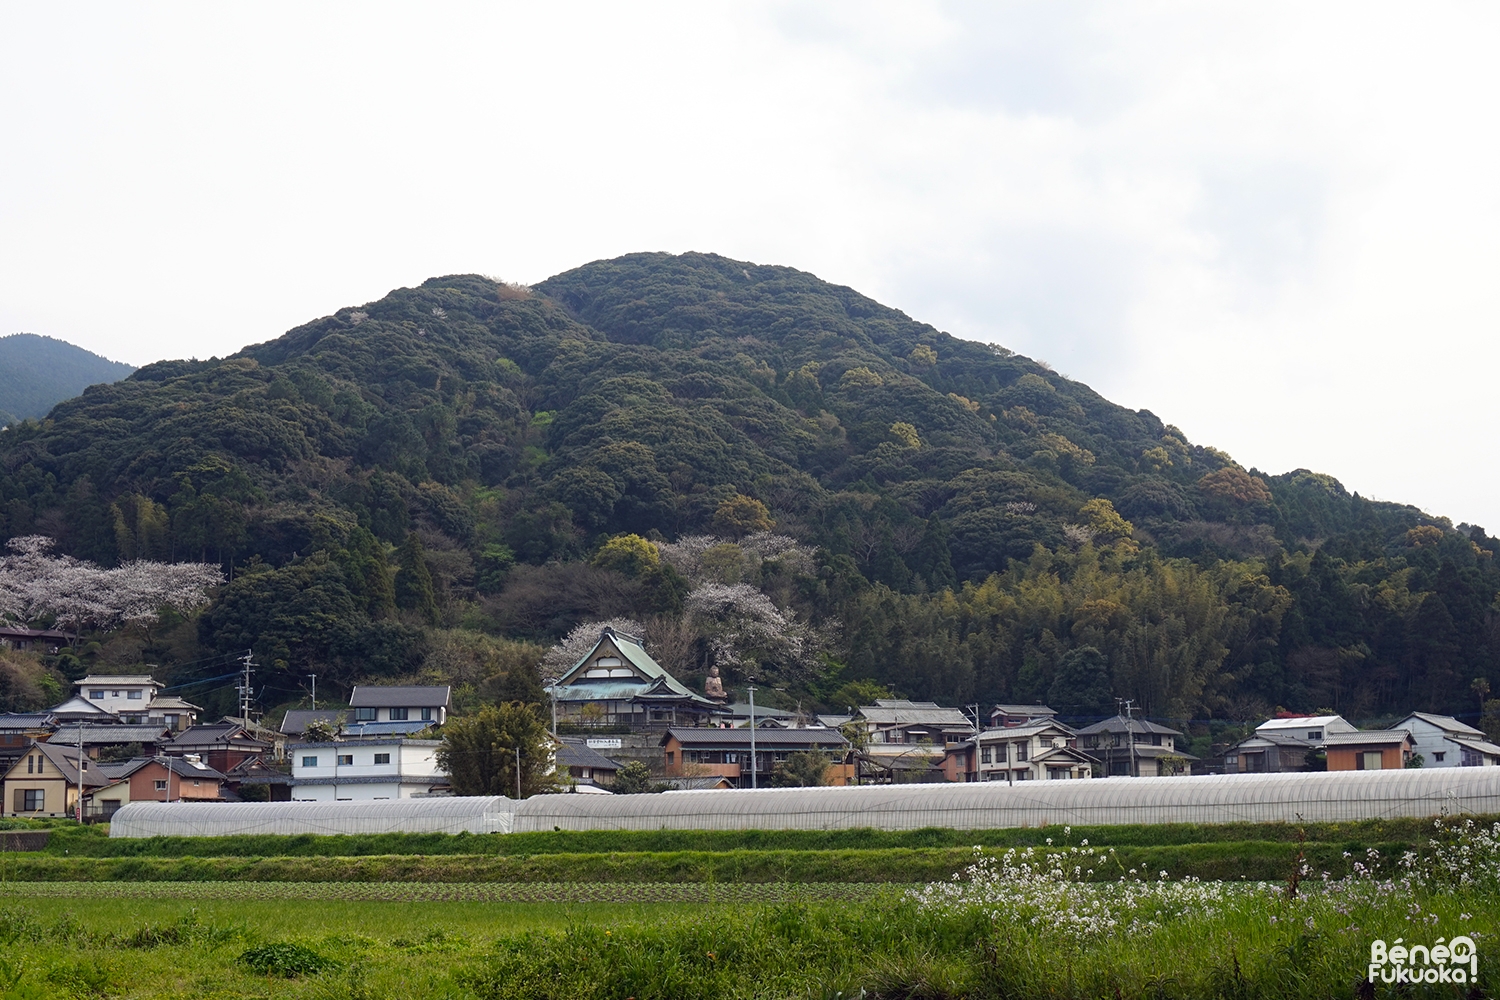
[26,755,33,774]
[374,753,391,765]
[1357,751,1383,770]
[421,708,433,721]
[980,745,992,764]
[128,690,142,700]
[337,755,354,766]
[1308,730,1322,741]
[90,690,104,699]
[354,707,377,721]
[1461,748,1482,767]
[665,752,674,764]
[1152,734,1162,746]
[22,789,43,811]
[154,780,168,791]
[302,756,318,767]
[1015,742,1029,761]
[389,708,409,721]
[192,780,200,786]
[1013,770,1030,781]
[1434,752,1446,762]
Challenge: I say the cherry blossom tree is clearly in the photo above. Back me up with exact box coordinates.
[0,536,222,643]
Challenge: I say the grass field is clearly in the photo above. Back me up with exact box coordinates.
[0,816,1496,997]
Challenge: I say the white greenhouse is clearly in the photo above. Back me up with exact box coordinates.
[108,796,513,838]
[109,768,1500,839]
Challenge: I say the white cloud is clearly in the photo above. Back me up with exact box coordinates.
[0,1,1496,527]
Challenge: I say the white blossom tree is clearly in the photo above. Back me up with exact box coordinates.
[0,536,222,644]
[683,582,831,684]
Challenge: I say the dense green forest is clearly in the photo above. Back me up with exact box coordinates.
[0,333,134,423]
[0,253,1495,730]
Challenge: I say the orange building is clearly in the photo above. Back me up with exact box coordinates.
[1323,730,1414,771]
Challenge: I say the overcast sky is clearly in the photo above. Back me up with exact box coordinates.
[2,2,1497,530]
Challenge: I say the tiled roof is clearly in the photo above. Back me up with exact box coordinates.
[1074,718,1183,737]
[557,628,722,710]
[0,626,70,640]
[991,704,1057,715]
[349,686,451,709]
[29,741,111,787]
[166,723,270,749]
[105,756,228,781]
[1401,712,1485,737]
[557,740,622,771]
[75,675,162,687]
[48,725,171,745]
[1321,730,1412,746]
[0,713,55,729]
[663,727,848,748]
[280,709,352,734]
[340,721,434,738]
[1451,736,1500,757]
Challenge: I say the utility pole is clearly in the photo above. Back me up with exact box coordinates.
[1118,698,1138,778]
[309,674,317,711]
[76,725,84,822]
[239,649,255,728]
[967,702,981,782]
[747,683,758,790]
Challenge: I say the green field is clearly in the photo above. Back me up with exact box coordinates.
[1,816,1496,998]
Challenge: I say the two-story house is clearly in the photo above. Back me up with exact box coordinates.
[1075,718,1194,776]
[160,722,271,773]
[286,738,448,800]
[72,675,165,722]
[348,685,451,728]
[85,754,227,818]
[857,700,975,745]
[661,728,852,787]
[1396,712,1500,768]
[1222,714,1356,773]
[2,740,108,818]
[943,721,1093,782]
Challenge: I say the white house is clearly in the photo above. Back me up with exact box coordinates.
[286,738,448,801]
[73,675,165,721]
[948,721,1094,782]
[348,686,450,726]
[1396,712,1500,768]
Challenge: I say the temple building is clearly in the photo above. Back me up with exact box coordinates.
[550,627,728,729]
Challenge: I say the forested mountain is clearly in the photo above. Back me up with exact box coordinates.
[0,333,135,423]
[0,253,1495,731]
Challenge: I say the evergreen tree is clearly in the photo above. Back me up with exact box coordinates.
[911,514,957,591]
[393,531,439,625]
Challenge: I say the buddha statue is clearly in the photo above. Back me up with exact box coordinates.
[704,665,727,702]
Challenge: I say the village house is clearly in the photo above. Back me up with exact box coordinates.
[72,674,165,721]
[552,627,728,728]
[988,703,1060,728]
[348,685,450,727]
[1222,714,1357,773]
[1396,712,1500,767]
[856,699,975,745]
[0,713,55,758]
[556,738,622,789]
[661,727,851,787]
[85,754,226,817]
[2,740,107,818]
[1074,717,1193,776]
[1321,730,1415,771]
[49,723,172,759]
[279,709,353,738]
[943,721,1094,782]
[160,722,271,773]
[282,738,448,801]
[0,626,70,654]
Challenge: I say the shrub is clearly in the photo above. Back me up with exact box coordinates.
[238,942,336,977]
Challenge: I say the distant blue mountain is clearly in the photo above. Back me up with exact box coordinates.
[0,334,135,422]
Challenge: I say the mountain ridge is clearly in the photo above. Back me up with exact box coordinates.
[0,253,1494,730]
[0,332,135,423]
